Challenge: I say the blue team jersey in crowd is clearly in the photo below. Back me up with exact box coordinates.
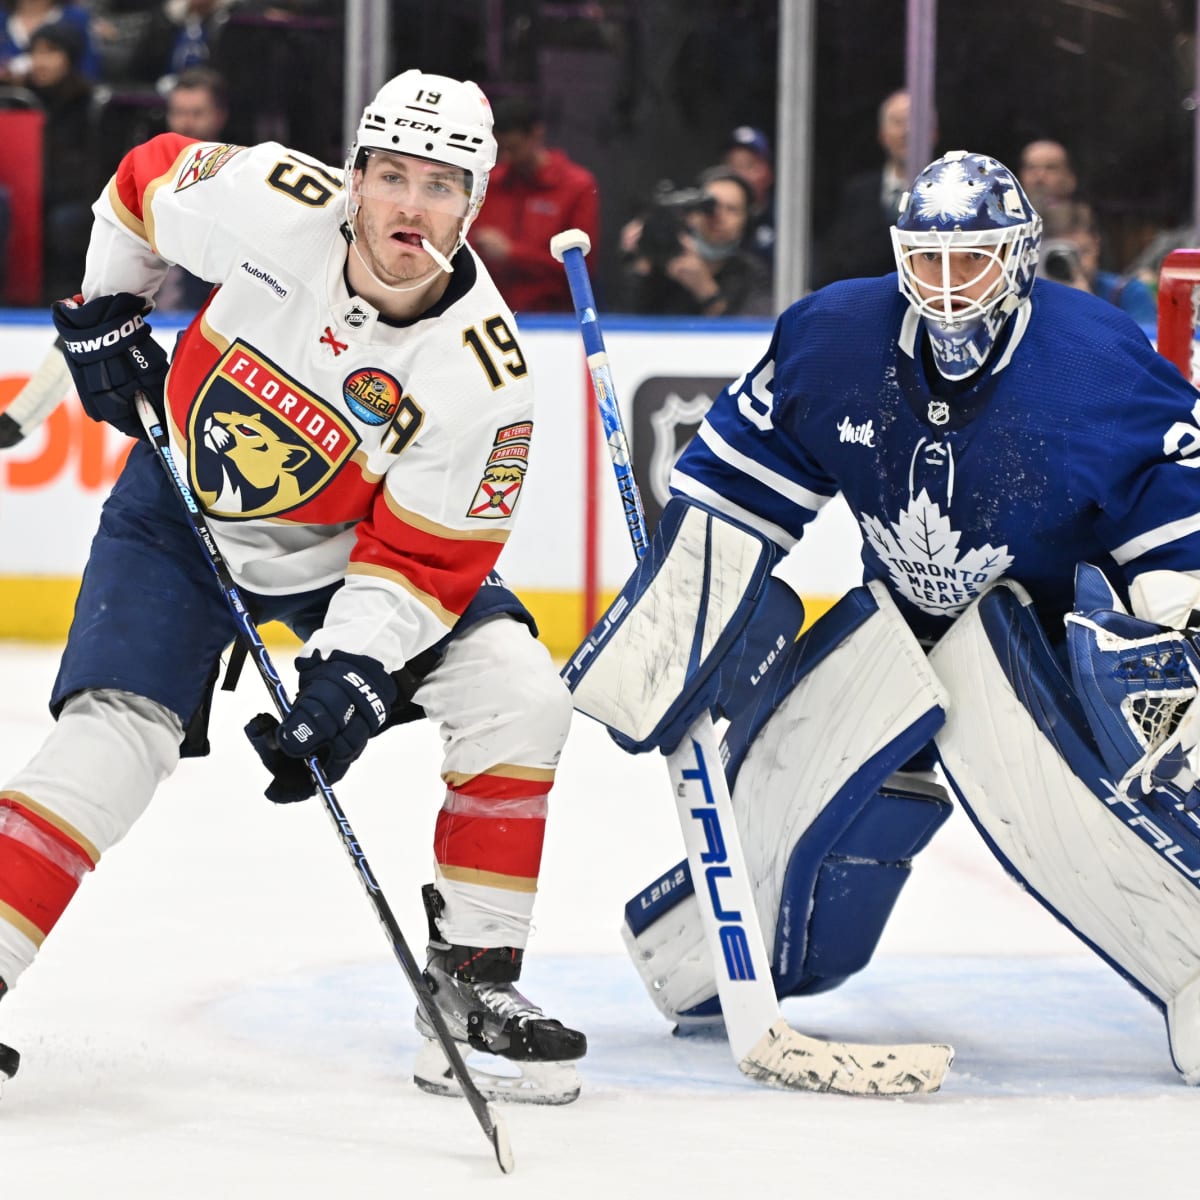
[671,274,1200,645]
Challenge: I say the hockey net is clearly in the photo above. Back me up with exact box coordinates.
[1158,247,1200,385]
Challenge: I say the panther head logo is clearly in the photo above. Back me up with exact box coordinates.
[201,410,313,514]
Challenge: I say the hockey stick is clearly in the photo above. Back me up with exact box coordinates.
[549,230,953,1096]
[133,394,515,1172]
[0,336,72,449]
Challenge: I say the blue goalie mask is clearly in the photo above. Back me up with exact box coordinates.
[891,150,1042,381]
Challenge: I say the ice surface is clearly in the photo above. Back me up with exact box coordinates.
[0,642,1194,1197]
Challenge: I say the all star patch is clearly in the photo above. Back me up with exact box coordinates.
[175,143,243,192]
[467,422,532,519]
[343,367,402,426]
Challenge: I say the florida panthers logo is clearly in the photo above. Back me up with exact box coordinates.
[190,342,359,519]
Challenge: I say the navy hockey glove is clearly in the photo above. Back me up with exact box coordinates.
[51,292,169,440]
[245,650,399,803]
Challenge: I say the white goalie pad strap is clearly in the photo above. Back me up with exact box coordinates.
[624,582,947,1024]
[929,581,1200,1083]
[567,499,774,744]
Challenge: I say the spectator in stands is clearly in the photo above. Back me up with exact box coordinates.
[721,124,775,270]
[152,65,229,312]
[125,0,235,90]
[1018,139,1077,213]
[619,167,772,317]
[470,95,599,314]
[0,0,98,82]
[164,61,226,138]
[1039,201,1157,329]
[812,89,917,288]
[26,18,96,302]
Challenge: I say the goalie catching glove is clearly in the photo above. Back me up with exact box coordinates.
[1066,562,1200,811]
[245,650,399,803]
[51,292,169,440]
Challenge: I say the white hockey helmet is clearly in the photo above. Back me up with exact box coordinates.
[346,69,497,254]
[891,150,1042,380]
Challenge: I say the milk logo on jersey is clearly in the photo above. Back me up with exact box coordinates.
[174,143,243,192]
[467,422,531,519]
[189,341,360,520]
[837,415,875,446]
[342,368,402,426]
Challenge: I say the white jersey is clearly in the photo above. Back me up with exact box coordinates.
[82,134,536,671]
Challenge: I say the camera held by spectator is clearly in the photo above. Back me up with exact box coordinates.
[619,169,772,317]
[1039,238,1086,286]
[635,183,718,268]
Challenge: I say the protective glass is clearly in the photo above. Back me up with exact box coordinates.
[356,150,473,217]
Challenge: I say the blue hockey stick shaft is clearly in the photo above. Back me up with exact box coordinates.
[550,230,649,560]
[134,393,513,1173]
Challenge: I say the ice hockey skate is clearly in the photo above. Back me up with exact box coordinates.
[414,887,586,1105]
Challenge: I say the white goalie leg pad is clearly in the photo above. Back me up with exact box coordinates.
[929,581,1200,1083]
[623,582,947,1024]
[565,498,775,749]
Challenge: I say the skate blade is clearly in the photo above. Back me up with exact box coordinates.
[414,1037,581,1106]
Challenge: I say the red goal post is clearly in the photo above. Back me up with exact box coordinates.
[1158,248,1200,384]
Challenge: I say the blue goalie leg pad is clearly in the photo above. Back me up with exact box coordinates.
[776,781,952,997]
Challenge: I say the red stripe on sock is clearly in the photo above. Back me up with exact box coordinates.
[434,806,547,883]
[0,834,85,937]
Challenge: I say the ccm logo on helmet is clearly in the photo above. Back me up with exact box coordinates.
[395,118,442,133]
[63,313,146,354]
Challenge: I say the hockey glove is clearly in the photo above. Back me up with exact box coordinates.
[245,650,399,803]
[51,292,169,440]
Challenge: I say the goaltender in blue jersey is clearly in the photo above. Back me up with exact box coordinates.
[571,150,1200,1085]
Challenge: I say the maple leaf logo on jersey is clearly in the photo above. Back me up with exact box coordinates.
[862,489,1013,617]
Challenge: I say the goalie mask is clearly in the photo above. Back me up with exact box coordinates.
[891,150,1041,381]
[345,69,497,265]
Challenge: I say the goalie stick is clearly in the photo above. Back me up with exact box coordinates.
[0,336,72,448]
[133,394,515,1173]
[549,229,953,1097]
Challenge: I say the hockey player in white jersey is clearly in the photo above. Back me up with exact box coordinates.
[570,150,1200,1083]
[0,70,585,1104]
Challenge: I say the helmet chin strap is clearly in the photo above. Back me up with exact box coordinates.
[350,237,454,295]
[345,201,459,294]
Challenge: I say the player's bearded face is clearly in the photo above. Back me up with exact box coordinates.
[353,151,470,281]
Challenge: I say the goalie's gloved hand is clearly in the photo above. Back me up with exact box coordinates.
[51,292,169,440]
[245,650,399,803]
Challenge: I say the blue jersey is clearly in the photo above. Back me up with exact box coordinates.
[671,275,1200,644]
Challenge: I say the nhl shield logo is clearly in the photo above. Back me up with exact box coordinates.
[190,341,360,519]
